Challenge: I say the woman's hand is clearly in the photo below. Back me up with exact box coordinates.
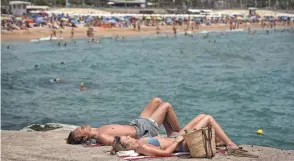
[175,135,184,143]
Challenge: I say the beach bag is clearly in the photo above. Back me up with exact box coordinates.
[183,125,216,158]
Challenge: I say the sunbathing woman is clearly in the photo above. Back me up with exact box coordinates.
[67,98,181,146]
[111,114,239,157]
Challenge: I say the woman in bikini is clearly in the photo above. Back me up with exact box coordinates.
[111,114,239,157]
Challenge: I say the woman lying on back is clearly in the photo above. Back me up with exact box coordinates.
[111,114,239,157]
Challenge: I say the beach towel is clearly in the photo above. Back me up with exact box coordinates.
[116,150,190,161]
[82,139,102,147]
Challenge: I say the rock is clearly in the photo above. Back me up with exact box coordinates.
[20,123,78,132]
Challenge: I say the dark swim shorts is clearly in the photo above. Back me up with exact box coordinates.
[129,117,160,139]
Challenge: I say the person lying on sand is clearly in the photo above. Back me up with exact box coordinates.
[111,114,239,156]
[66,98,181,146]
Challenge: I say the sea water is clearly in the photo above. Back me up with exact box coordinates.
[2,30,294,149]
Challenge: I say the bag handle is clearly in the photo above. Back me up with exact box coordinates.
[207,125,214,158]
[202,129,209,158]
[202,126,214,159]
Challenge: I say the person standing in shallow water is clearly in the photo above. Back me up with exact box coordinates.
[172,24,177,37]
[71,27,74,40]
[66,98,181,146]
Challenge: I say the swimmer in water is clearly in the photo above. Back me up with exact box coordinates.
[61,62,64,64]
[203,33,209,39]
[266,30,269,35]
[51,78,63,83]
[35,65,38,68]
[58,42,61,46]
[7,45,10,49]
[80,82,88,90]
[64,42,67,47]
[74,40,76,44]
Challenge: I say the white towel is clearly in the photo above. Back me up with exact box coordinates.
[117,150,139,157]
[118,150,190,160]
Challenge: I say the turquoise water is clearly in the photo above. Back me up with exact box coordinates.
[2,30,294,149]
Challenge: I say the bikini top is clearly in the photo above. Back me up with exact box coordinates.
[146,137,160,147]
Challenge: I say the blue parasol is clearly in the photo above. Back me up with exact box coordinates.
[34,17,46,23]
[108,19,117,24]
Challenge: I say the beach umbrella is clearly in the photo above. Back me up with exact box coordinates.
[40,11,48,16]
[71,19,79,24]
[15,17,23,21]
[145,16,151,20]
[85,17,93,23]
[2,16,9,20]
[34,17,46,23]
[61,18,68,21]
[129,17,136,21]
[166,17,172,23]
[25,19,34,23]
[108,19,117,24]
[236,17,242,20]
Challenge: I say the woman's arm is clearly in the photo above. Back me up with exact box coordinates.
[136,136,184,157]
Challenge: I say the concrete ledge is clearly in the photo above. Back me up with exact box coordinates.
[1,129,294,161]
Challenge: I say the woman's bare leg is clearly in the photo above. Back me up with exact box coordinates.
[162,120,176,136]
[140,98,163,118]
[149,102,181,133]
[192,115,238,148]
[179,114,206,133]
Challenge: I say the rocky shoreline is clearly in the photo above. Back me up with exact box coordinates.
[1,123,294,161]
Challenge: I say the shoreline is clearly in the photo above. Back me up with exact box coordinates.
[2,23,293,42]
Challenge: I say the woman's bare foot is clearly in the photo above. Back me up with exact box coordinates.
[226,142,239,149]
[216,138,226,147]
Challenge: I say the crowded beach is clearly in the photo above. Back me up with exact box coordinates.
[2,2,294,161]
[1,2,294,42]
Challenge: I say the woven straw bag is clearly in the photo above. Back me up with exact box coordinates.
[183,125,216,158]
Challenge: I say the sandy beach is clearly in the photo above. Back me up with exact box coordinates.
[2,8,294,42]
[1,23,293,42]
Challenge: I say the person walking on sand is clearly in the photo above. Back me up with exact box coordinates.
[137,21,141,32]
[66,98,181,146]
[52,29,57,37]
[59,30,63,39]
[172,24,177,37]
[87,26,94,42]
[133,21,137,31]
[156,25,160,35]
[71,27,75,40]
